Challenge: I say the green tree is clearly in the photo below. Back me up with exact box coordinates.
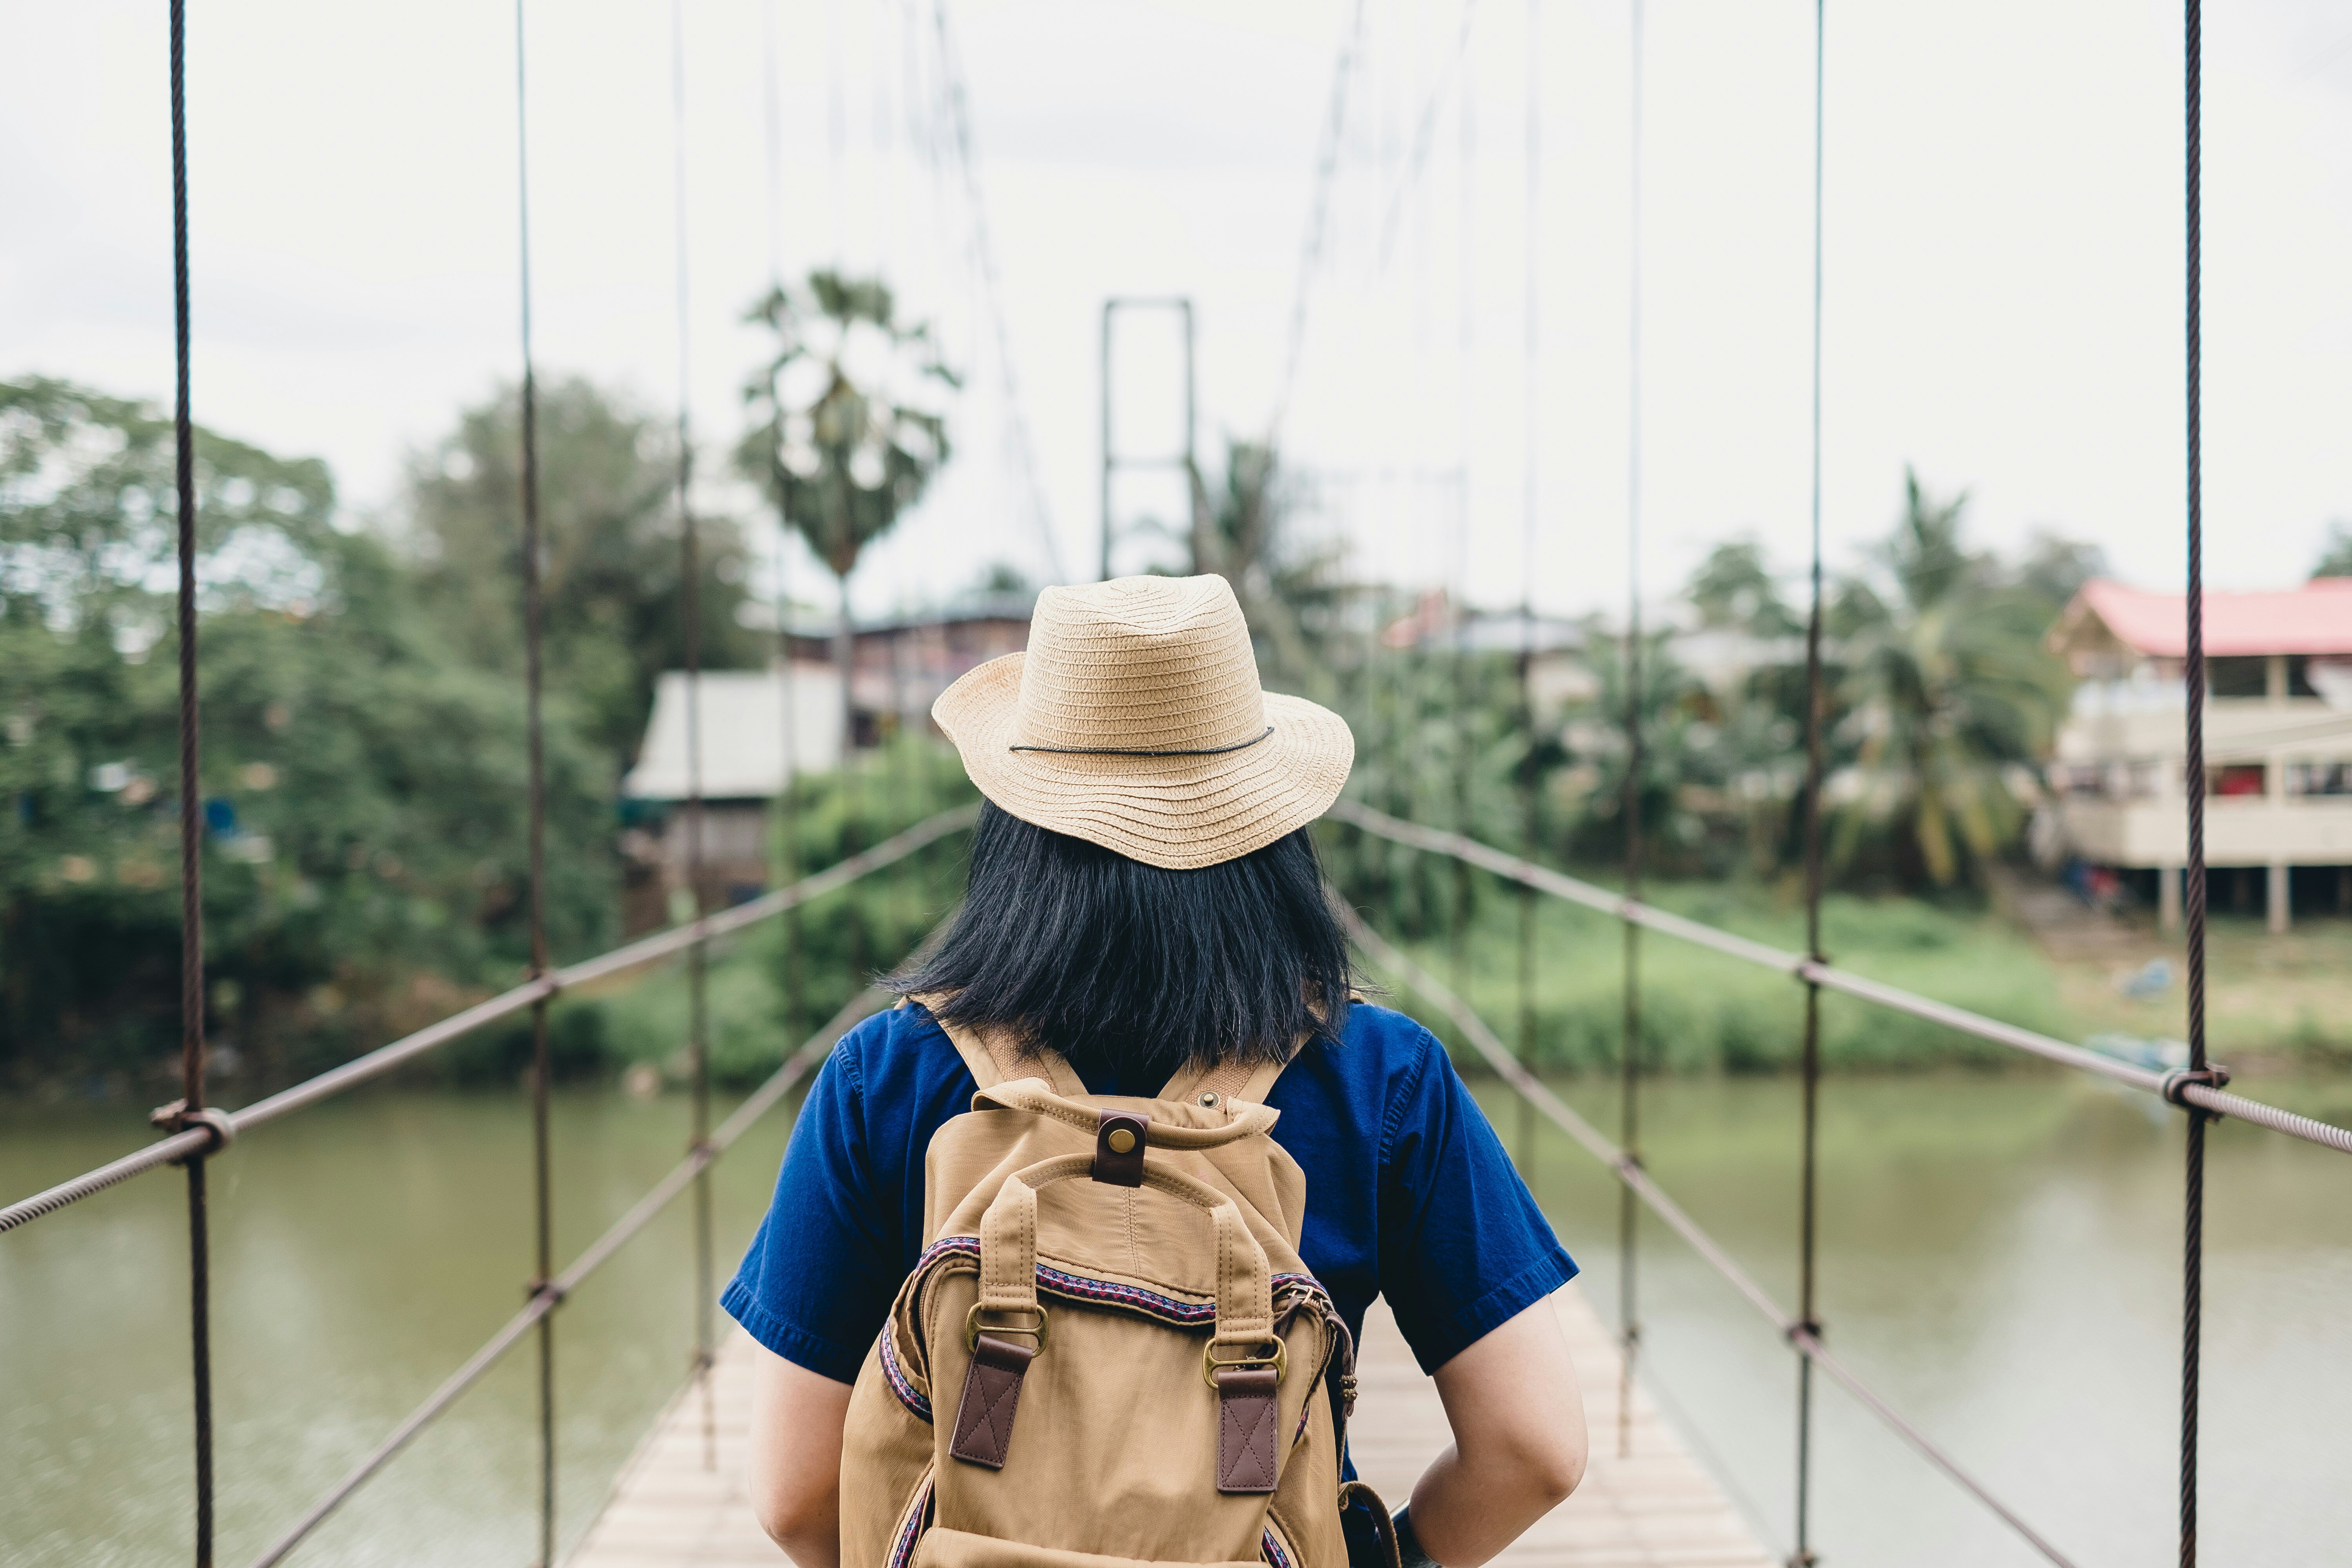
[2313,520,2352,580]
[1828,471,2071,888]
[1562,632,1735,872]
[2,377,612,1085]
[1687,538,1804,638]
[400,377,762,776]
[738,271,957,736]
[1188,439,1350,697]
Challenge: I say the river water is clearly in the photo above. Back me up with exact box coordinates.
[4,1069,2348,1567]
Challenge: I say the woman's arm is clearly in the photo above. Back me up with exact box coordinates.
[1406,1297,1588,1567]
[742,1299,1585,1568]
[746,1343,854,1568]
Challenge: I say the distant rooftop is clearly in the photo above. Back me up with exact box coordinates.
[622,666,844,802]
[2052,577,2352,661]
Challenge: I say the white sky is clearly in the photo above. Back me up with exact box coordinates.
[5,0,2350,622]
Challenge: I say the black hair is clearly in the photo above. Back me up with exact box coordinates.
[889,800,1356,1086]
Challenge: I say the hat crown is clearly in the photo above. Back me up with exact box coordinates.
[1014,575,1266,753]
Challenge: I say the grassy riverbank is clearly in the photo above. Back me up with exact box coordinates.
[576,869,2352,1091]
[1370,877,2352,1075]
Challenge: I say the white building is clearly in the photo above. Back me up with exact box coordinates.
[619,663,845,927]
[2047,578,2352,931]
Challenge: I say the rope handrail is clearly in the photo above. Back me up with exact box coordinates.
[245,984,887,1568]
[1343,907,2083,1568]
[0,802,979,1238]
[1327,799,2352,1156]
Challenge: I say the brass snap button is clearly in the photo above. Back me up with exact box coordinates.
[1198,1092,1220,1107]
[1106,1126,1137,1154]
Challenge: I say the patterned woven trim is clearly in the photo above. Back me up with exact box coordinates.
[878,1326,931,1423]
[1261,1526,1295,1568]
[916,1234,1333,1328]
[886,1477,933,1568]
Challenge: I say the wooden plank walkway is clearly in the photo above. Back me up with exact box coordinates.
[567,1284,1773,1568]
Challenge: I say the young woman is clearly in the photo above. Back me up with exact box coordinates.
[726,575,1586,1568]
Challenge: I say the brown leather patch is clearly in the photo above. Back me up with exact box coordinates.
[1214,1366,1281,1494]
[948,1333,1036,1470]
[1093,1111,1148,1187]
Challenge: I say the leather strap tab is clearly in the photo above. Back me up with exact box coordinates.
[1214,1366,1281,1494]
[1093,1111,1148,1187]
[949,1333,1036,1470]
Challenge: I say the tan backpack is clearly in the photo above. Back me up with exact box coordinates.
[839,1005,1395,1568]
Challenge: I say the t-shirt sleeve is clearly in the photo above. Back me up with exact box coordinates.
[720,1031,899,1383]
[1377,1028,1578,1374]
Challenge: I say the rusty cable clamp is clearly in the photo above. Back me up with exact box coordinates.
[148,1100,235,1160]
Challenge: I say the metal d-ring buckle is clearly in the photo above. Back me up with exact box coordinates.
[965,1302,1049,1353]
[1202,1335,1287,1388]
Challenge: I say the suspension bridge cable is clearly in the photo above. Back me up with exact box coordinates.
[1375,0,1479,270]
[1514,0,1541,1188]
[1342,906,2082,1568]
[1450,7,1477,1005]
[1329,798,2352,1151]
[762,0,806,1049]
[242,981,902,1568]
[0,807,981,1238]
[930,0,1067,583]
[668,0,720,1479]
[163,3,221,1561]
[2177,1,2210,1562]
[1616,0,1650,1468]
[1267,0,1367,446]
[510,3,558,1561]
[1793,2,1829,1562]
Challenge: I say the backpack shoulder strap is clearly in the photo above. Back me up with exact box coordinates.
[906,993,1088,1098]
[1160,1054,1290,1110]
[1156,987,1366,1109]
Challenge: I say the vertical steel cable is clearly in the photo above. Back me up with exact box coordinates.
[512,4,557,1560]
[763,0,805,1049]
[1618,0,1646,1465]
[671,0,718,1474]
[1514,0,1540,1181]
[2178,0,2207,1561]
[1791,4,1827,1560]
[1451,33,1476,1005]
[166,5,216,1561]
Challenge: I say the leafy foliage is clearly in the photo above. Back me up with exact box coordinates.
[399,377,763,774]
[2,377,628,1087]
[2314,520,2352,581]
[735,271,955,586]
[1828,472,2073,886]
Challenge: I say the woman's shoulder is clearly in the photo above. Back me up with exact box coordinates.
[828,1002,970,1095]
[1290,1001,1450,1102]
[1336,1000,1443,1058]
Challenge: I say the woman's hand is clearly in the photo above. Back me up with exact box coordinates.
[1407,1297,1588,1566]
[746,1343,854,1568]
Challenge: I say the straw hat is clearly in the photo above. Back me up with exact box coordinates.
[933,574,1354,871]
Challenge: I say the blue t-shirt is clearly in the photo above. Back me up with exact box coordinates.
[722,1001,1575,1384]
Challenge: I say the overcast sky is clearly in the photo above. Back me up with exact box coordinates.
[7,0,2350,622]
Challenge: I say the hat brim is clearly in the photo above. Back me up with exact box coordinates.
[933,652,1355,871]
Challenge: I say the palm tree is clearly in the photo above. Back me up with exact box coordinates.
[737,272,957,742]
[1184,439,1347,698]
[1830,470,2070,887]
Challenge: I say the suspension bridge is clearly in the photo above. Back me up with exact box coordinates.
[6,1,2348,1567]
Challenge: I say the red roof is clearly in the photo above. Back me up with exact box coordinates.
[2067,577,2352,658]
